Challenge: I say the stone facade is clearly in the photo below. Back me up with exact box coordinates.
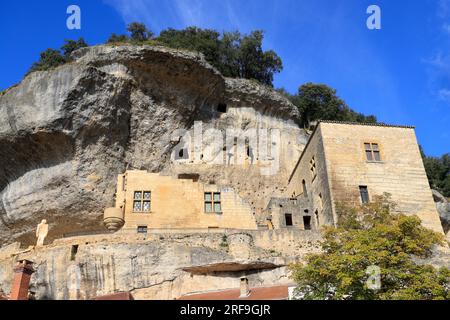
[105,170,258,232]
[286,121,444,233]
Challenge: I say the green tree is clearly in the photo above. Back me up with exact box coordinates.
[421,148,450,197]
[290,195,449,300]
[27,49,66,74]
[157,27,283,86]
[292,83,377,128]
[127,22,153,42]
[158,27,222,69]
[107,33,129,44]
[237,30,283,86]
[61,38,88,59]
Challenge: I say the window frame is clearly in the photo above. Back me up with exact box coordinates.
[359,186,370,204]
[133,190,152,213]
[137,225,148,234]
[285,214,293,227]
[364,142,382,162]
[204,192,222,214]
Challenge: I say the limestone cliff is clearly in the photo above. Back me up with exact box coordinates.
[0,45,305,246]
[433,190,450,234]
[0,230,321,300]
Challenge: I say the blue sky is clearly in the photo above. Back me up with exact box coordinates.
[0,0,449,156]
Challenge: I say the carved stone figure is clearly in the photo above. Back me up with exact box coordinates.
[36,219,49,246]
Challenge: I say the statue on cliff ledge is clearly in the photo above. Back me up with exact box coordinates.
[36,219,49,246]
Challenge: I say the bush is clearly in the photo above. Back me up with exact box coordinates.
[27,38,88,75]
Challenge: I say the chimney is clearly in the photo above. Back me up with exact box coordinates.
[239,277,250,298]
[10,260,35,300]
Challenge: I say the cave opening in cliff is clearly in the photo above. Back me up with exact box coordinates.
[217,103,227,113]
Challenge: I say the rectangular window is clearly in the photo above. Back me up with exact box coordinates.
[303,216,312,230]
[364,143,381,162]
[285,214,293,227]
[205,192,222,213]
[133,191,151,212]
[137,226,148,234]
[359,186,369,204]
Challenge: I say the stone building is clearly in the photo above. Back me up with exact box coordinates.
[104,170,258,232]
[104,120,443,235]
[285,120,444,233]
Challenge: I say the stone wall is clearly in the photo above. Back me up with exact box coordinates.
[320,122,443,233]
[287,125,336,228]
[114,171,258,230]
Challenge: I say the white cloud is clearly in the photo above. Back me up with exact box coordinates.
[438,0,450,18]
[443,23,450,34]
[423,51,450,71]
[439,89,450,101]
[103,0,243,32]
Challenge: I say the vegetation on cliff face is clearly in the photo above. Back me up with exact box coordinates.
[290,195,450,300]
[420,148,450,197]
[27,38,87,74]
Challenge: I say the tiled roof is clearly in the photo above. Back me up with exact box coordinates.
[318,120,415,129]
[178,285,290,300]
[93,292,134,300]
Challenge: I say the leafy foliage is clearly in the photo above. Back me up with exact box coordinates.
[158,27,283,86]
[27,49,67,74]
[107,23,283,86]
[61,38,88,59]
[127,22,154,42]
[280,83,377,128]
[290,195,449,300]
[107,33,129,44]
[27,38,88,74]
[420,147,450,197]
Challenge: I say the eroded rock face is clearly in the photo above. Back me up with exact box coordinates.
[0,45,304,245]
[432,190,450,234]
[0,230,320,300]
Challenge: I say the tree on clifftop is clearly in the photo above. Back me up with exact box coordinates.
[27,49,67,74]
[61,38,88,59]
[158,27,283,86]
[106,23,283,86]
[27,38,89,75]
[288,83,377,128]
[290,195,450,300]
[127,22,154,42]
